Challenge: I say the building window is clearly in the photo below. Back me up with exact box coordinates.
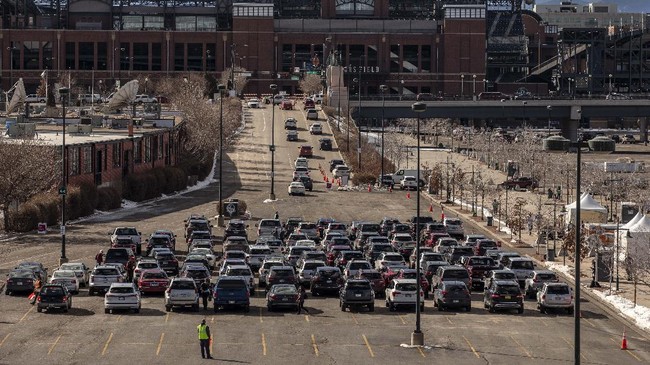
[65,42,76,69]
[43,42,54,69]
[79,42,94,70]
[281,44,293,72]
[120,43,130,71]
[152,43,162,71]
[82,146,92,174]
[187,43,203,71]
[134,140,142,163]
[134,43,148,71]
[70,147,80,175]
[144,137,152,162]
[157,135,164,160]
[113,143,121,167]
[97,42,107,70]
[206,43,216,71]
[421,45,431,72]
[23,41,39,70]
[175,44,185,71]
[143,16,164,30]
[336,0,374,16]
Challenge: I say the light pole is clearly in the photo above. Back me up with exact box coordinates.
[217,84,226,227]
[615,215,620,291]
[608,73,613,93]
[144,77,149,94]
[354,76,362,168]
[59,87,70,265]
[269,84,278,201]
[7,46,16,87]
[380,84,388,186]
[460,74,465,98]
[472,74,476,100]
[546,105,553,136]
[411,101,427,347]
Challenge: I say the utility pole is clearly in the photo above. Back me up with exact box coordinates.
[606,172,622,222]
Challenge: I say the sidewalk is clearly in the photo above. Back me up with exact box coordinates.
[391,133,650,332]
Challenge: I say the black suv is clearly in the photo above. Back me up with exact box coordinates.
[329,159,344,172]
[339,279,375,312]
[153,251,179,276]
[446,246,474,265]
[310,267,343,296]
[319,138,332,151]
[483,280,524,314]
[37,284,72,313]
[266,266,297,291]
[105,248,135,268]
[224,220,248,240]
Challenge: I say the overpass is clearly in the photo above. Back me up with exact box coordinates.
[348,99,650,142]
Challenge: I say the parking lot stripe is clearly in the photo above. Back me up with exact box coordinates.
[562,336,588,361]
[351,313,359,325]
[0,334,10,348]
[101,333,113,356]
[362,335,375,358]
[462,336,480,358]
[210,316,214,323]
[305,315,310,323]
[417,346,426,358]
[509,335,532,358]
[537,318,549,327]
[156,333,165,356]
[259,308,264,323]
[18,306,33,323]
[165,313,169,323]
[610,337,641,361]
[48,335,61,355]
[584,318,597,328]
[398,315,406,325]
[311,334,319,357]
[446,316,454,325]
[261,333,267,356]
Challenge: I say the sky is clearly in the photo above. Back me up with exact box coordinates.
[535,0,649,13]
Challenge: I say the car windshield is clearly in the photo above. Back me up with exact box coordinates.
[445,270,469,279]
[171,281,195,290]
[106,250,129,259]
[425,254,445,261]
[497,285,521,295]
[116,228,138,235]
[346,282,370,290]
[41,287,64,295]
[396,283,418,291]
[143,272,167,279]
[157,253,175,260]
[361,272,381,280]
[260,220,280,227]
[263,262,283,269]
[547,285,570,295]
[469,258,494,266]
[446,285,467,292]
[226,252,246,259]
[229,223,245,230]
[318,270,340,278]
[110,287,135,294]
[54,271,75,278]
[228,269,251,276]
[273,286,298,294]
[187,270,208,278]
[61,264,83,271]
[495,272,517,280]
[139,262,159,269]
[291,248,309,255]
[273,270,294,277]
[511,261,534,270]
[373,245,393,252]
[9,270,33,278]
[150,237,169,245]
[401,272,417,279]
[384,254,403,261]
[217,280,246,289]
[94,268,119,275]
[251,248,272,255]
[349,262,370,270]
[537,274,557,281]
[300,223,317,230]
[304,263,324,270]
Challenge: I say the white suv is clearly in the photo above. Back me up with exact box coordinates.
[165,277,199,312]
[309,123,323,134]
[134,94,157,103]
[295,157,309,169]
[537,282,573,314]
[89,265,124,296]
[104,283,141,314]
[400,176,418,190]
[385,278,424,311]
[25,94,46,103]
[333,165,350,178]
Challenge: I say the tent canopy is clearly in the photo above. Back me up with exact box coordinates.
[622,211,644,230]
[629,216,650,233]
[565,193,608,212]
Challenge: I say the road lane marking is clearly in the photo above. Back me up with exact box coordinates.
[398,314,406,325]
[446,316,454,325]
[351,313,359,325]
[18,306,35,323]
[611,338,641,361]
[562,337,588,361]
[116,315,122,322]
[156,333,165,356]
[509,335,532,358]
[0,334,10,348]
[417,346,426,358]
[210,337,213,356]
[537,318,548,327]
[101,333,113,356]
[211,316,214,323]
[48,335,61,355]
[259,307,264,323]
[584,318,596,328]
[311,334,319,357]
[362,335,375,358]
[305,315,310,323]
[165,313,169,323]
[463,336,480,358]
[261,333,267,355]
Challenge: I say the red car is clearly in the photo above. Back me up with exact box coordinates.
[138,269,170,293]
[326,245,353,266]
[425,232,450,247]
[280,100,293,110]
[380,264,408,287]
[298,145,313,158]
[396,268,430,297]
[304,99,315,110]
[355,269,386,297]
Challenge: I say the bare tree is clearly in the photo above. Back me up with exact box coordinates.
[0,140,59,231]
[298,74,323,97]
[219,67,249,96]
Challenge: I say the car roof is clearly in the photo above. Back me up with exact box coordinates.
[494,280,520,286]
[509,257,532,262]
[442,280,467,286]
[316,266,340,272]
[171,277,195,282]
[227,265,251,270]
[393,278,417,284]
[533,270,556,275]
[109,283,136,288]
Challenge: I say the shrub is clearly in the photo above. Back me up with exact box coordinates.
[65,187,82,221]
[123,174,146,202]
[143,173,160,200]
[31,193,60,226]
[8,203,40,232]
[351,172,377,186]
[79,183,99,216]
[97,186,122,211]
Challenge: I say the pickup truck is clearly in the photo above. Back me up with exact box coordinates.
[498,177,538,191]
[339,279,375,312]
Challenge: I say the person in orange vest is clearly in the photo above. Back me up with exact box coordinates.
[197,319,213,359]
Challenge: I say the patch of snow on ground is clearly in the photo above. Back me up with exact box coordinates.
[263,199,277,203]
[545,262,575,279]
[121,200,139,209]
[591,290,650,331]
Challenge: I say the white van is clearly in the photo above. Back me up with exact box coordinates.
[388,169,427,186]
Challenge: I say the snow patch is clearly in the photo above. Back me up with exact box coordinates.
[263,199,277,204]
[545,262,575,279]
[591,290,650,331]
[121,200,139,209]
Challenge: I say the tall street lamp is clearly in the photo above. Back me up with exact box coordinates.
[7,46,16,87]
[380,84,388,186]
[472,74,477,100]
[460,74,465,98]
[608,73,613,93]
[411,101,427,347]
[217,84,226,227]
[354,76,362,168]
[59,87,70,265]
[546,105,553,136]
[269,84,278,201]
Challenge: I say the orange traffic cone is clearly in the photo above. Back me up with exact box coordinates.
[324,175,327,182]
[406,192,411,199]
[388,185,393,193]
[428,204,433,212]
[368,184,372,192]
[621,329,628,350]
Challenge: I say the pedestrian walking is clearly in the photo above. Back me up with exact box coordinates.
[200,279,212,310]
[274,211,279,220]
[29,277,42,305]
[95,250,104,267]
[197,319,213,359]
[527,214,534,236]
[126,257,135,282]
[296,286,309,314]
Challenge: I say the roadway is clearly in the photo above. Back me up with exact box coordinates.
[0,102,649,364]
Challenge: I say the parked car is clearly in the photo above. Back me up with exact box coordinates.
[332,165,350,178]
[483,280,524,314]
[247,98,260,108]
[339,279,375,312]
[306,108,319,120]
[329,159,344,172]
[537,282,573,314]
[400,176,418,190]
[385,278,424,311]
[623,134,636,144]
[134,94,157,103]
[49,270,80,295]
[213,277,250,312]
[431,265,471,290]
[284,118,297,130]
[267,266,297,290]
[298,145,313,158]
[286,130,298,141]
[110,227,142,255]
[498,177,539,191]
[463,256,496,290]
[58,262,90,287]
[280,100,293,110]
[266,284,299,311]
[4,269,37,295]
[36,284,72,313]
[504,257,536,287]
[164,277,199,312]
[310,266,343,296]
[25,94,46,103]
[137,269,170,294]
[484,269,517,289]
[89,265,124,296]
[524,270,558,299]
[104,283,141,313]
[153,251,179,276]
[303,98,315,109]
[288,181,306,196]
[433,280,471,312]
[443,218,464,238]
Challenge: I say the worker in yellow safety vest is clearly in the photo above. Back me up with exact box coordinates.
[197,319,213,359]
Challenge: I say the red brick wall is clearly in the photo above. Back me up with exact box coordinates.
[441,19,486,96]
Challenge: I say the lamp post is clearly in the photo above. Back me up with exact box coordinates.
[411,101,427,347]
[269,84,278,201]
[59,87,70,265]
[615,215,620,291]
[217,84,226,227]
[380,84,388,186]
[608,73,613,93]
[472,74,477,100]
[547,105,553,136]
[460,74,465,98]
[354,76,362,168]
[7,46,16,87]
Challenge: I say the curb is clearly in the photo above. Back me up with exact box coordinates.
[422,192,650,340]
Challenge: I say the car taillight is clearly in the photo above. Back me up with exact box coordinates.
[516,294,523,298]
[393,291,401,296]
[491,294,500,298]
[62,296,68,302]
[6,279,13,284]
[270,294,277,299]
[37,296,42,302]
[541,295,546,300]
[441,290,448,296]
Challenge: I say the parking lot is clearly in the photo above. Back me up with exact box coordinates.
[1,102,650,364]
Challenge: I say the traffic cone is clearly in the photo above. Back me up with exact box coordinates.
[388,185,393,193]
[429,204,433,213]
[368,184,372,192]
[324,175,327,182]
[406,192,411,199]
[337,179,341,187]
[621,329,628,350]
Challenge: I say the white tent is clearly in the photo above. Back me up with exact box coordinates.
[622,215,650,259]
[622,211,643,230]
[564,193,608,225]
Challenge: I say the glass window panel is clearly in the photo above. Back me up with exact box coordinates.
[82,146,92,174]
[79,42,94,70]
[143,16,163,30]
[206,43,216,71]
[281,44,293,72]
[403,45,418,73]
[421,45,431,72]
[23,41,39,70]
[176,16,196,31]
[97,42,107,70]
[122,15,142,30]
[367,44,377,67]
[174,44,184,71]
[390,44,400,72]
[295,44,310,72]
[133,43,148,71]
[187,43,202,71]
[152,43,162,71]
[65,42,75,69]
[197,16,216,31]
[120,43,130,70]
[43,42,53,70]
[70,148,80,175]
